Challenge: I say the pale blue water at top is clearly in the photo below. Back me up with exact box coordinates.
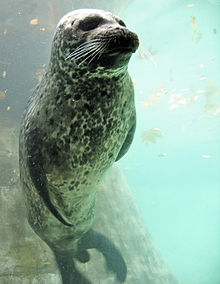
[119,1,220,284]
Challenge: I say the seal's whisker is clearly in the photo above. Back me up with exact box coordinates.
[88,42,108,64]
[73,46,101,62]
[66,47,95,60]
[65,40,102,60]
[72,41,101,52]
[65,45,97,60]
[78,50,101,66]
[86,43,107,64]
[88,47,104,64]
[69,43,100,58]
[139,45,157,68]
[71,42,104,62]
[77,38,101,47]
[97,43,108,59]
[66,45,101,61]
[79,44,105,65]
[70,39,101,52]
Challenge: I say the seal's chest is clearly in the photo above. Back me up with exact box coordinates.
[70,100,129,153]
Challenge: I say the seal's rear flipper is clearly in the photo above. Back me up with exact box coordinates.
[54,251,91,284]
[77,229,127,282]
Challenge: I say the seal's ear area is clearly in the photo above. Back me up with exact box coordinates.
[62,26,78,42]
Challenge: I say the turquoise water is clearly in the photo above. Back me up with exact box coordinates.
[119,1,220,283]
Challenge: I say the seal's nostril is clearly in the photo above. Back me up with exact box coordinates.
[118,19,126,27]
[121,28,127,37]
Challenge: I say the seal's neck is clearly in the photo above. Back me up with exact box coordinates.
[48,55,129,81]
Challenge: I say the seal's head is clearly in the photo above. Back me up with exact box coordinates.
[51,9,139,72]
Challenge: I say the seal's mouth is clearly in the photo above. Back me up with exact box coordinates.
[104,32,139,55]
[104,46,134,55]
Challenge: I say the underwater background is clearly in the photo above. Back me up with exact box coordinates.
[119,1,220,284]
[0,0,219,283]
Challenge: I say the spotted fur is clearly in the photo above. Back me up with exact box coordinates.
[19,9,139,251]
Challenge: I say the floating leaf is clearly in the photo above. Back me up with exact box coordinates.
[0,91,6,99]
[30,18,38,25]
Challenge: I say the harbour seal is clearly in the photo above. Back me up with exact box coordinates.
[19,8,139,282]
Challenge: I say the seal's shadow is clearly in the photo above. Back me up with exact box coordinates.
[54,229,127,283]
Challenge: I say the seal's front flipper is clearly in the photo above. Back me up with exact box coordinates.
[26,127,72,227]
[77,229,127,282]
[115,120,136,162]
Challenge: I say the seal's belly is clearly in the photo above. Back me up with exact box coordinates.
[22,86,133,222]
[42,101,130,187]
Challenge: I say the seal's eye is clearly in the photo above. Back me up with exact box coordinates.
[79,17,102,31]
[118,20,126,27]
